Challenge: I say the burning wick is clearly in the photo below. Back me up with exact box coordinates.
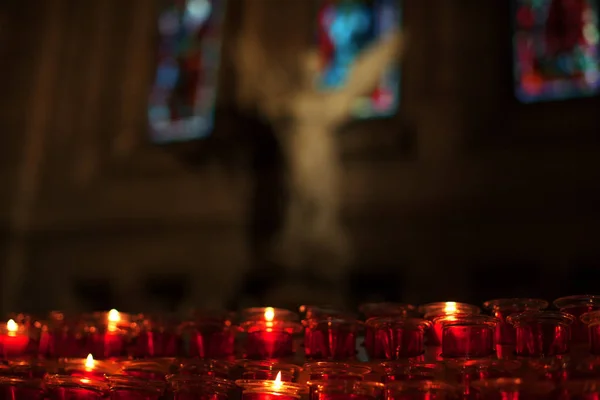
[265,307,275,331]
[85,354,95,370]
[107,309,120,333]
[444,302,457,314]
[273,371,282,390]
[6,319,18,336]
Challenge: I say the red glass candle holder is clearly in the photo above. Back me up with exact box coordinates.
[0,319,30,359]
[169,375,235,400]
[483,298,548,346]
[239,307,302,360]
[59,355,120,379]
[186,312,236,359]
[554,295,600,344]
[108,375,165,400]
[418,302,481,346]
[384,380,457,400]
[0,376,44,400]
[87,310,132,359]
[304,362,371,381]
[562,380,600,400]
[307,380,384,400]
[380,362,442,383]
[581,310,600,355]
[177,359,232,379]
[8,313,42,358]
[236,378,308,400]
[436,314,497,359]
[43,311,89,358]
[364,317,431,360]
[45,374,109,400]
[117,359,175,381]
[238,360,300,382]
[359,303,415,358]
[445,359,521,398]
[507,311,575,358]
[129,314,182,358]
[471,378,555,400]
[304,317,359,360]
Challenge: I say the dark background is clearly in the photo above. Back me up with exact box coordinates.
[1,0,599,314]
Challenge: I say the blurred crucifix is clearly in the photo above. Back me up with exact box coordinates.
[234,0,405,305]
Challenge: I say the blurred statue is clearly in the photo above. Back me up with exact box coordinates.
[235,4,405,305]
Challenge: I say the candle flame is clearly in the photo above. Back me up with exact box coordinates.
[444,302,457,314]
[108,309,121,323]
[85,354,95,369]
[264,307,275,322]
[6,319,17,333]
[273,371,282,389]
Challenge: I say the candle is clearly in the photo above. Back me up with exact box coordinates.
[89,309,129,359]
[60,354,119,379]
[107,375,165,400]
[240,307,302,360]
[384,380,457,400]
[418,302,481,347]
[304,362,371,381]
[0,376,44,400]
[554,295,600,345]
[307,379,384,400]
[45,311,88,358]
[45,374,109,400]
[239,360,300,381]
[236,371,308,400]
[507,311,574,358]
[483,298,548,347]
[365,317,431,360]
[436,314,497,359]
[304,316,358,360]
[169,375,235,400]
[187,312,235,359]
[0,319,29,359]
[582,311,600,355]
[359,303,415,359]
[445,359,521,398]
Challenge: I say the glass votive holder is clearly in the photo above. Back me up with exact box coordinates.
[304,317,359,360]
[380,362,442,383]
[45,374,109,400]
[108,375,165,400]
[304,362,371,381]
[238,360,300,381]
[43,311,88,358]
[8,313,42,358]
[58,355,120,379]
[436,314,497,359]
[365,317,431,360]
[129,314,182,358]
[169,375,235,400]
[177,359,232,379]
[0,319,30,359]
[562,380,600,400]
[87,310,132,359]
[418,302,481,346]
[307,380,384,400]
[359,303,415,358]
[385,380,457,400]
[0,376,44,400]
[554,295,600,344]
[236,378,308,400]
[507,311,575,358]
[186,311,236,359]
[117,359,176,381]
[470,378,555,400]
[581,310,600,355]
[483,298,548,346]
[239,307,302,360]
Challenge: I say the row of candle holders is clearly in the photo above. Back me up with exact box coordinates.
[4,357,600,399]
[6,295,600,361]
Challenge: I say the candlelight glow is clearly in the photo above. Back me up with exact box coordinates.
[444,302,457,314]
[108,309,121,323]
[85,354,95,369]
[264,307,275,322]
[273,371,282,390]
[6,319,17,333]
